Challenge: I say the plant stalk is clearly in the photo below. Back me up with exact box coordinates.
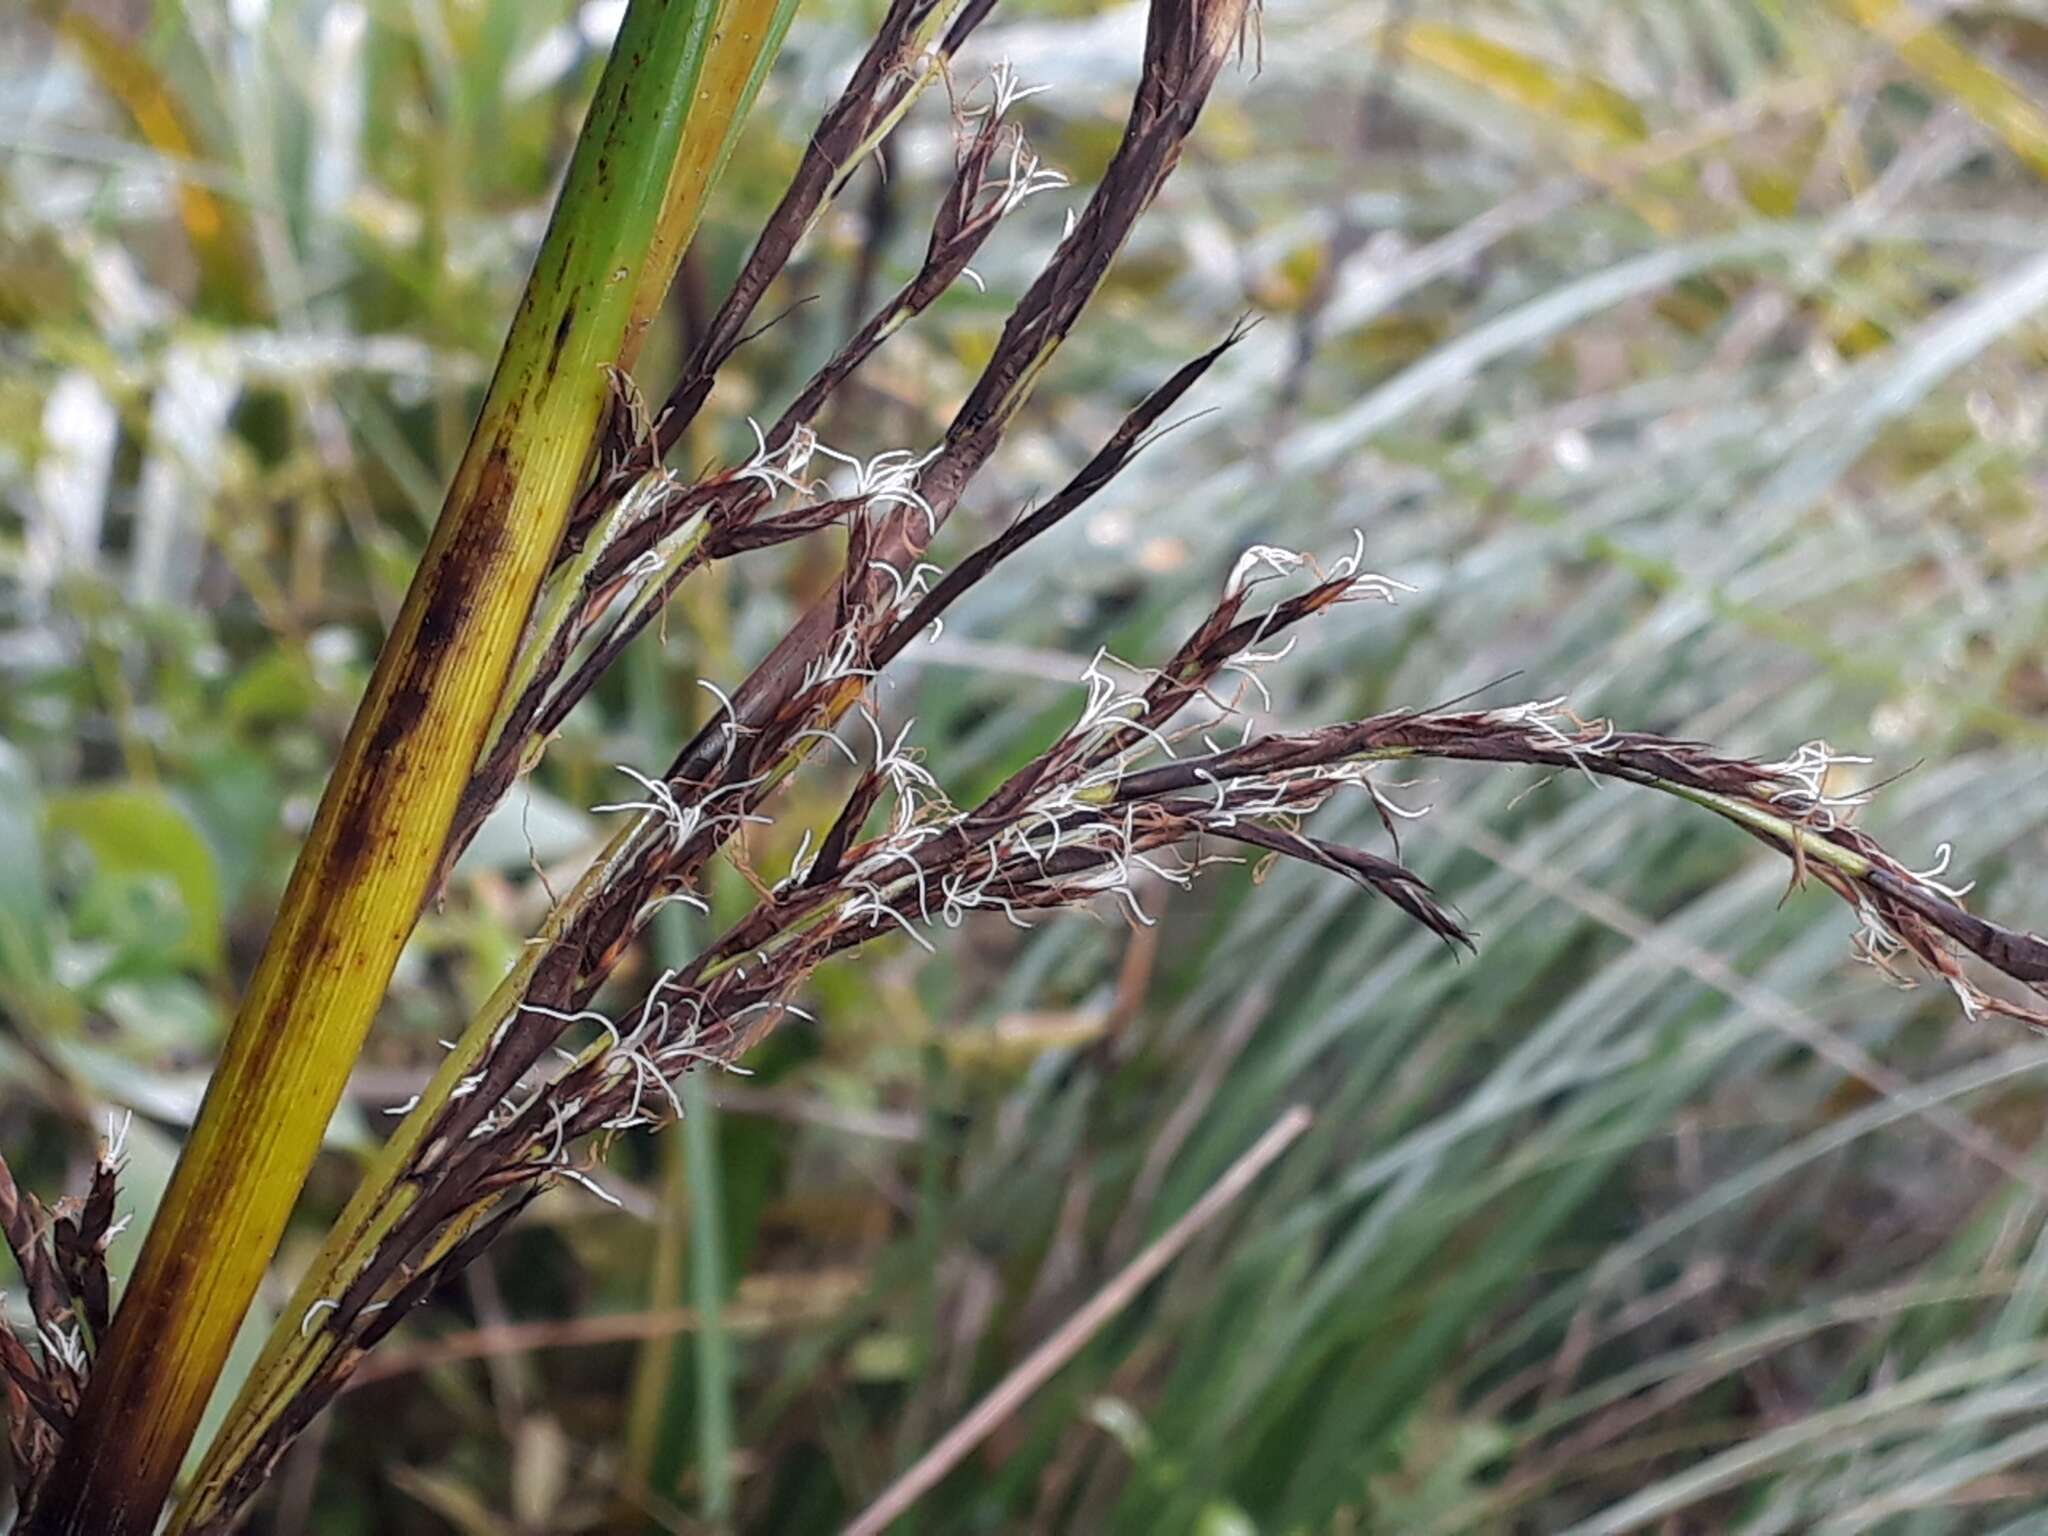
[28,4,787,1529]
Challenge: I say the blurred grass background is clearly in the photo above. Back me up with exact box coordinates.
[8,0,2048,1530]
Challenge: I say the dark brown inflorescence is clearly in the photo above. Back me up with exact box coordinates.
[166,0,1273,1523]
[0,1119,126,1510]
[13,0,2048,1527]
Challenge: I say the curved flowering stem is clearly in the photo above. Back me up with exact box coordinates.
[1101,695,2048,1023]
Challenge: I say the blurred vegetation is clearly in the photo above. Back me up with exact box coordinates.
[7,0,2048,1531]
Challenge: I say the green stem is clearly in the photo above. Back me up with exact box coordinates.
[30,5,773,1531]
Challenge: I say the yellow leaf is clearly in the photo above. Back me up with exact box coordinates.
[1402,24,1648,147]
[55,13,262,316]
[1832,0,2048,182]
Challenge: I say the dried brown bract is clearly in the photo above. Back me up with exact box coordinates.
[0,1118,126,1511]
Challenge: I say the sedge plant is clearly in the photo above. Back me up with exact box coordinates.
[4,0,2047,1531]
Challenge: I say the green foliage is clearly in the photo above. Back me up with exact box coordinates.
[46,784,223,974]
